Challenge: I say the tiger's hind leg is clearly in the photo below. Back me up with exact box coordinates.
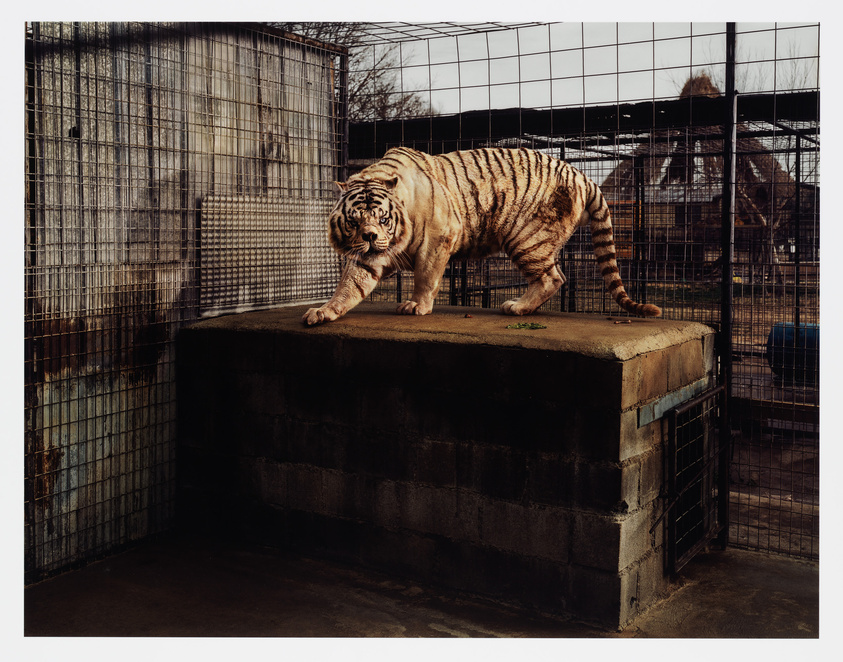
[501,259,565,316]
[500,194,578,316]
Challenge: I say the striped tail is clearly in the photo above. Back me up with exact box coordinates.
[589,198,662,318]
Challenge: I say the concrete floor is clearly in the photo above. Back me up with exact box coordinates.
[24,532,818,639]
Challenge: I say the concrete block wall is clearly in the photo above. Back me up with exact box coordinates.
[177,303,715,628]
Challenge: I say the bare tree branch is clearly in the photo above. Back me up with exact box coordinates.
[270,22,436,121]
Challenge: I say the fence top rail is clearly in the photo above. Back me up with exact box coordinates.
[26,21,349,57]
[349,90,818,158]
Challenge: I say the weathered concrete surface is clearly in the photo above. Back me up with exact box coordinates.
[620,547,820,638]
[176,302,716,628]
[23,534,818,638]
[192,301,712,362]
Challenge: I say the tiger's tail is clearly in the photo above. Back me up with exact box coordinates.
[588,194,662,318]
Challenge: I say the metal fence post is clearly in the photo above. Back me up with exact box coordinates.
[720,22,737,396]
[717,22,738,551]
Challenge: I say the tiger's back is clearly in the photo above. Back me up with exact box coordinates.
[302,146,661,326]
[375,148,574,257]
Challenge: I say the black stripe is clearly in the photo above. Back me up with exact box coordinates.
[503,217,534,254]
[443,154,460,185]
[461,151,483,223]
[468,149,484,175]
[354,281,368,297]
[511,236,557,264]
[444,155,470,219]
[480,148,493,172]
[356,262,380,279]
[490,148,509,182]
[607,278,624,291]
[585,180,597,209]
[523,151,534,198]
[489,150,509,224]
[478,148,496,224]
[380,156,405,170]
[524,263,560,284]
[502,149,541,242]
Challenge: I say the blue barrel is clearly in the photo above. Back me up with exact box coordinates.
[766,322,819,385]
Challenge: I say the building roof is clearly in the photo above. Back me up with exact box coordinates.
[599,75,798,226]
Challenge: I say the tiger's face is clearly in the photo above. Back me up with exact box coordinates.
[329,175,407,261]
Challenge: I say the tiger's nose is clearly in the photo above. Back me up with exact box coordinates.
[361,230,378,243]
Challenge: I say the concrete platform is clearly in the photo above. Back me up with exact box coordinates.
[23,533,818,639]
[176,302,717,627]
[187,300,712,362]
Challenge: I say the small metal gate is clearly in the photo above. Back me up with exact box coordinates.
[664,385,729,573]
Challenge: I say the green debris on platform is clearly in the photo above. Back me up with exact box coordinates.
[505,322,547,330]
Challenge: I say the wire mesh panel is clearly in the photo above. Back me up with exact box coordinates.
[199,195,338,316]
[728,111,819,560]
[24,21,346,581]
[346,22,819,560]
[665,386,728,573]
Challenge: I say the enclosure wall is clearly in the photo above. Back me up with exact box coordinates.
[24,22,346,581]
[347,22,819,560]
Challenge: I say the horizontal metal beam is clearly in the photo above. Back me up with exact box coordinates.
[349,91,818,159]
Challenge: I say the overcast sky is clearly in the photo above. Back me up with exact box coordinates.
[357,22,820,115]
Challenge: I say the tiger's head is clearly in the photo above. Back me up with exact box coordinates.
[328,174,409,264]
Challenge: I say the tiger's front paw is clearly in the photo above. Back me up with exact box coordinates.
[501,300,532,316]
[302,306,339,326]
[396,300,432,316]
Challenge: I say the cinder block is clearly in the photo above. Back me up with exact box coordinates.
[566,565,623,626]
[177,303,715,629]
[284,463,326,513]
[232,370,285,418]
[399,482,457,538]
[668,339,704,391]
[536,403,624,460]
[618,548,670,627]
[569,511,622,571]
[619,457,642,511]
[371,477,402,528]
[413,438,458,486]
[637,349,671,405]
[619,409,660,462]
[617,506,657,571]
[230,412,279,458]
[257,459,287,505]
[480,500,571,563]
[636,447,664,508]
[341,426,414,482]
[240,333,278,373]
[456,444,529,502]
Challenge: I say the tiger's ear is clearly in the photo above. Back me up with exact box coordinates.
[383,175,399,190]
[335,181,349,192]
